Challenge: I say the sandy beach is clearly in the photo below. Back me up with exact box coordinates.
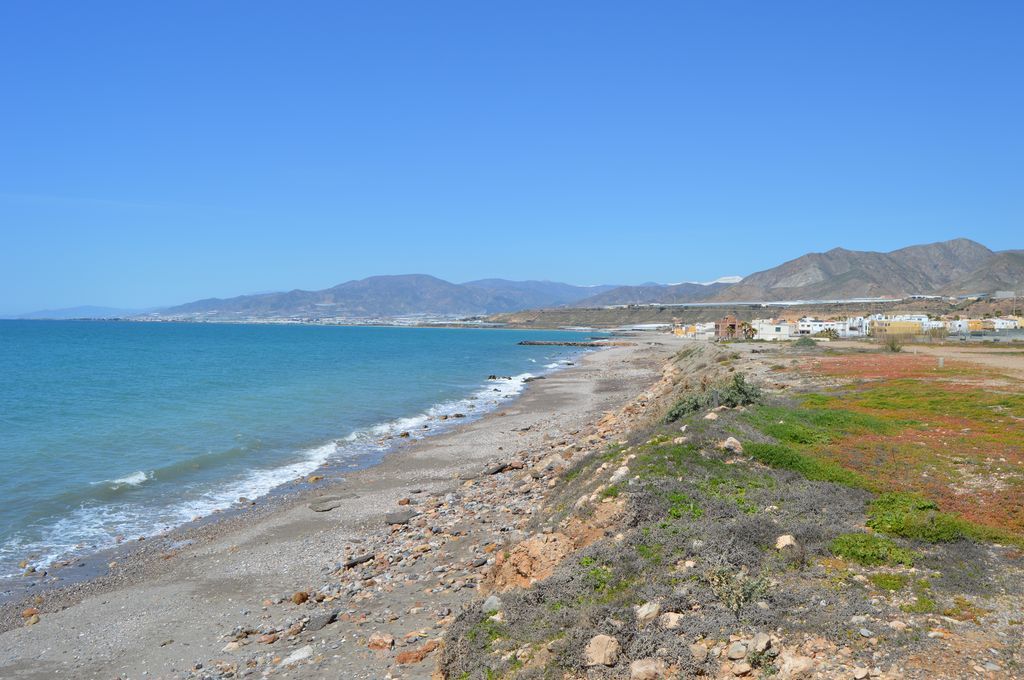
[0,333,686,679]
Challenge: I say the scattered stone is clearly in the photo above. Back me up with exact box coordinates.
[779,652,815,678]
[309,496,356,512]
[727,642,748,660]
[24,614,40,626]
[282,645,313,665]
[853,667,869,679]
[20,607,39,618]
[306,610,338,632]
[719,436,743,453]
[609,466,630,484]
[658,612,684,629]
[307,475,324,483]
[751,632,771,653]
[635,601,660,627]
[482,595,502,614]
[343,553,374,569]
[704,411,719,421]
[397,497,411,505]
[690,643,708,663]
[367,632,395,651]
[396,640,440,664]
[775,534,798,550]
[384,509,419,525]
[859,628,874,638]
[583,634,621,667]
[732,661,753,676]
[291,591,309,605]
[630,657,667,679]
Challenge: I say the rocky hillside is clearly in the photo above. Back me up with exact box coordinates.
[439,342,1024,679]
[944,250,1024,295]
[710,238,998,301]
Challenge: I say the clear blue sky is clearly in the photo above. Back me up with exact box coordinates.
[2,1,1021,314]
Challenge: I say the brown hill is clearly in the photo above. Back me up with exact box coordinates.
[710,238,994,301]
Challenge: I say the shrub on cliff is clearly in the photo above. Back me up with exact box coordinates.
[665,374,762,422]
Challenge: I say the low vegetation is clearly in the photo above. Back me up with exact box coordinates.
[829,532,916,567]
[664,373,762,422]
[442,344,1024,679]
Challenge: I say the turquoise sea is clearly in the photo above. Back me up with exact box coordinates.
[0,321,594,579]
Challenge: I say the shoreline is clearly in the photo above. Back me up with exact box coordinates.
[0,333,685,679]
[0,342,600,607]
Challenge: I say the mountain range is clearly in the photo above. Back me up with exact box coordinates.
[708,238,1008,301]
[17,238,1021,320]
[151,276,620,319]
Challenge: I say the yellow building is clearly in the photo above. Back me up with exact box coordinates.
[870,319,923,336]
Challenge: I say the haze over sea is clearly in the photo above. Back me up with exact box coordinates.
[0,321,592,579]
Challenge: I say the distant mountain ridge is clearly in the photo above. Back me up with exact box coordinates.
[13,306,144,320]
[572,281,733,307]
[120,238,1024,321]
[153,275,619,319]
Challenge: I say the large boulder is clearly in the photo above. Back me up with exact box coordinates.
[583,634,620,667]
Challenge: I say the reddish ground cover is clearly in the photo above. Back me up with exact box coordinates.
[799,351,1024,535]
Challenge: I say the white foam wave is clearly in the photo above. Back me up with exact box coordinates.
[1,352,588,577]
[92,470,152,488]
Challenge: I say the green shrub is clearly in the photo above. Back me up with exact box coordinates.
[666,491,703,519]
[830,532,916,566]
[883,335,904,352]
[705,566,769,620]
[665,374,762,422]
[900,579,936,613]
[867,493,964,543]
[793,336,818,348]
[868,573,909,591]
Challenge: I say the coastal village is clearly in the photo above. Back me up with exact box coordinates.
[672,312,1023,342]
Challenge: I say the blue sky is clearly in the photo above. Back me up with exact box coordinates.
[2,1,1021,314]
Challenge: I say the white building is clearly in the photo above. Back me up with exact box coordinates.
[990,317,1020,330]
[796,317,867,338]
[751,319,796,341]
[694,322,716,339]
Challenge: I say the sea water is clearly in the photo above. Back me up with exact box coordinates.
[0,321,595,578]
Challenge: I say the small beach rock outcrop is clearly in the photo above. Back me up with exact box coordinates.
[367,631,395,650]
[486,532,572,591]
[584,634,621,667]
[282,645,314,665]
[384,509,418,525]
[396,639,440,664]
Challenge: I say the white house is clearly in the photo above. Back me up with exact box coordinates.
[751,319,796,341]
